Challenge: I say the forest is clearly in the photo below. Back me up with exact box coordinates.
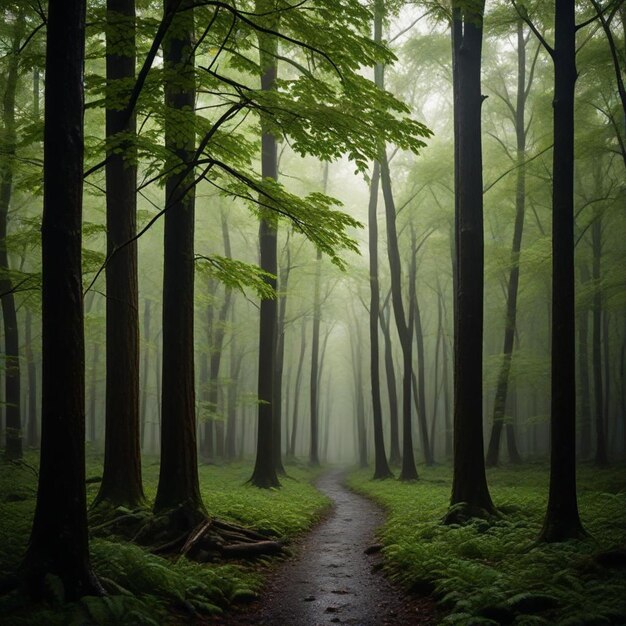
[0,0,624,624]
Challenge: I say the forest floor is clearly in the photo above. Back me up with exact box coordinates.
[210,468,438,626]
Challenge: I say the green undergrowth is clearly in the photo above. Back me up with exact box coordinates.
[0,452,329,625]
[348,463,626,626]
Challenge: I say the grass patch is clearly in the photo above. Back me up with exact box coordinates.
[0,451,329,625]
[348,463,626,626]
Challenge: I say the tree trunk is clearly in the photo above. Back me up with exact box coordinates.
[154,0,204,517]
[250,0,280,487]
[592,213,608,466]
[0,11,24,461]
[288,317,306,458]
[379,295,401,466]
[577,264,592,459]
[25,309,38,447]
[273,234,290,474]
[486,20,528,468]
[140,299,151,449]
[95,0,144,508]
[21,0,101,598]
[448,1,495,516]
[309,249,322,467]
[225,308,242,462]
[409,228,433,466]
[381,153,418,481]
[539,0,586,541]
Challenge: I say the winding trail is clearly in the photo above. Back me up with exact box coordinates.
[218,469,436,626]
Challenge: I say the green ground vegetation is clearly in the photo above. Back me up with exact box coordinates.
[0,452,329,625]
[348,464,626,626]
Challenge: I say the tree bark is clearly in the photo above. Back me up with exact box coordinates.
[154,0,204,517]
[309,249,322,467]
[95,0,144,508]
[21,0,101,598]
[539,0,586,541]
[448,1,495,516]
[379,295,401,466]
[250,0,280,487]
[288,317,307,458]
[592,212,608,466]
[577,264,592,459]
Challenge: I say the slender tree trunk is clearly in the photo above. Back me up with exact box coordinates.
[21,0,102,598]
[0,11,24,461]
[592,213,608,466]
[409,229,433,466]
[351,320,368,468]
[273,234,290,474]
[95,0,144,508]
[289,317,306,458]
[381,153,418,481]
[154,0,204,518]
[578,264,592,459]
[140,299,151,449]
[309,249,322,467]
[25,310,38,447]
[448,1,495,516]
[251,0,280,487]
[486,20,528,468]
[379,296,401,466]
[225,317,242,462]
[540,0,586,541]
[367,156,392,479]
[440,289,452,459]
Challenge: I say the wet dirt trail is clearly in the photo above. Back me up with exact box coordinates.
[217,469,437,626]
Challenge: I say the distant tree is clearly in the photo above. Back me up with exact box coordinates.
[21,0,102,598]
[447,0,496,518]
[485,19,534,467]
[94,0,145,509]
[154,0,205,520]
[309,247,322,467]
[0,8,24,461]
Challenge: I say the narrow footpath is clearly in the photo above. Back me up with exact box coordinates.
[217,469,437,626]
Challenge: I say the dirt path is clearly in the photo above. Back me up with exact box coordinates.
[216,469,437,626]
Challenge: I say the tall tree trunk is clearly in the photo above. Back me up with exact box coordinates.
[251,0,280,487]
[273,233,291,474]
[539,0,586,541]
[225,305,241,461]
[350,317,368,468]
[448,1,495,516]
[410,228,433,466]
[486,20,528,468]
[309,249,322,467]
[154,0,204,518]
[578,264,592,459]
[21,0,101,598]
[288,317,306,458]
[95,0,144,508]
[379,295,401,466]
[592,213,608,466]
[0,11,24,461]
[381,153,418,481]
[367,157,392,479]
[367,3,393,480]
[440,288,452,458]
[140,299,151,449]
[25,309,38,447]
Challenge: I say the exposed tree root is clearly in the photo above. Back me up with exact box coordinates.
[89,504,286,563]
